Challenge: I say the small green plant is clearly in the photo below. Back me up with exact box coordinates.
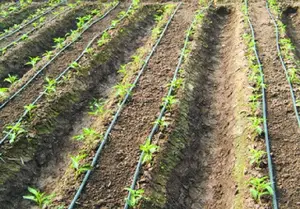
[249,148,266,166]
[249,117,263,135]
[73,128,101,141]
[140,139,159,164]
[125,188,144,207]
[88,99,106,115]
[249,176,273,202]
[44,77,57,95]
[168,78,183,90]
[70,154,92,178]
[97,31,111,47]
[0,87,8,99]
[53,37,65,49]
[117,65,127,76]
[4,74,18,84]
[84,47,94,55]
[43,51,54,60]
[69,61,81,70]
[153,116,169,130]
[21,34,28,40]
[26,56,41,67]
[162,95,178,110]
[23,187,55,209]
[24,104,37,119]
[114,83,134,100]
[3,122,26,143]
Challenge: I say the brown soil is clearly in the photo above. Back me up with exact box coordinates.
[0,2,43,31]
[57,4,199,209]
[0,3,97,87]
[139,6,252,209]
[249,0,300,208]
[0,4,161,209]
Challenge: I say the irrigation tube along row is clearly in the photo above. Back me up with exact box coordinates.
[0,2,63,42]
[0,2,120,146]
[0,2,120,111]
[67,2,182,209]
[244,0,278,208]
[123,1,214,208]
[0,6,72,51]
[265,1,300,127]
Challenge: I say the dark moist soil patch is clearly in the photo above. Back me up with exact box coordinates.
[0,3,121,130]
[141,6,254,209]
[249,1,300,208]
[0,3,97,87]
[69,4,197,209]
[0,5,162,209]
[0,2,44,31]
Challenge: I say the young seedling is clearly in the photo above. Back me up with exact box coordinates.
[53,37,65,49]
[140,139,159,164]
[69,61,81,70]
[88,99,106,116]
[168,78,183,90]
[26,56,41,67]
[0,88,8,99]
[43,51,54,60]
[73,128,101,141]
[125,188,144,207]
[114,83,134,100]
[24,103,37,119]
[23,187,55,209]
[153,116,169,131]
[3,122,26,143]
[249,176,273,202]
[97,31,111,47]
[249,148,266,166]
[249,117,263,135]
[84,47,94,55]
[4,74,18,84]
[70,154,92,178]
[21,34,28,40]
[44,77,57,95]
[162,95,178,110]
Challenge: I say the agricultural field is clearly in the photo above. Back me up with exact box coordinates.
[0,0,300,208]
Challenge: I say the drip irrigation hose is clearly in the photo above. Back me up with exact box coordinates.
[245,0,278,208]
[0,2,119,111]
[67,2,182,209]
[0,2,120,146]
[0,2,63,41]
[123,2,213,208]
[0,5,70,51]
[266,0,300,127]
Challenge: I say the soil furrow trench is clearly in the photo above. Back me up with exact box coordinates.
[249,0,300,208]
[157,7,248,209]
[70,5,195,208]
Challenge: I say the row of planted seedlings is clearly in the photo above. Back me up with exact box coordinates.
[267,0,300,126]
[122,2,212,208]
[0,0,179,208]
[241,0,277,208]
[0,0,116,99]
[0,0,64,50]
[0,0,45,31]
[0,0,32,18]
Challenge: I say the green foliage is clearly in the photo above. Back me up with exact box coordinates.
[73,128,102,141]
[97,31,111,47]
[26,56,41,67]
[249,117,263,135]
[53,37,65,49]
[125,188,144,207]
[24,104,37,119]
[0,88,8,99]
[70,154,92,178]
[69,61,81,70]
[153,116,169,130]
[249,177,273,202]
[4,74,18,84]
[168,78,183,90]
[162,95,178,110]
[44,77,57,95]
[249,148,266,166]
[21,34,29,41]
[23,187,55,209]
[88,99,106,116]
[140,139,159,164]
[114,83,134,100]
[43,51,54,60]
[4,122,26,143]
